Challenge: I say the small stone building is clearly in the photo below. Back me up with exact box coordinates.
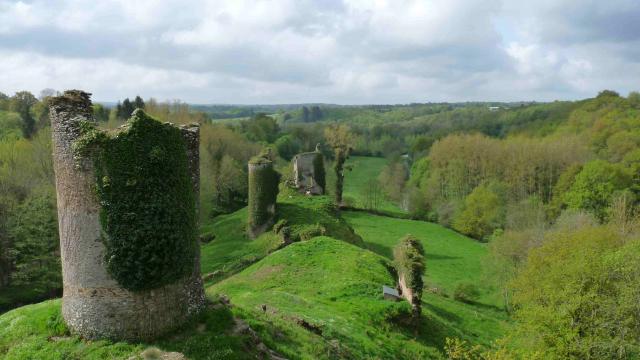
[292,150,325,195]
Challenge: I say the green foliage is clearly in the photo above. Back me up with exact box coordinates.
[7,189,60,294]
[0,111,23,140]
[563,160,632,221]
[76,110,197,291]
[509,225,640,358]
[247,155,280,235]
[210,237,441,359]
[297,223,326,241]
[393,235,425,304]
[242,113,280,143]
[312,151,326,192]
[0,299,261,360]
[378,158,408,203]
[325,123,354,205]
[453,283,480,304]
[199,124,260,220]
[274,135,300,161]
[548,163,583,219]
[453,182,506,240]
[10,91,37,139]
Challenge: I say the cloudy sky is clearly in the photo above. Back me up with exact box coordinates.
[0,0,639,104]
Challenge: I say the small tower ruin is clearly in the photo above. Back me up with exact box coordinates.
[393,234,425,318]
[291,147,325,195]
[247,153,280,238]
[50,90,205,341]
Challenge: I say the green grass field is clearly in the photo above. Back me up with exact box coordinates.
[210,236,443,359]
[342,211,498,305]
[0,192,509,359]
[343,211,509,345]
[342,156,406,215]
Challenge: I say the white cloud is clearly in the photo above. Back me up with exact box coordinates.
[0,0,638,103]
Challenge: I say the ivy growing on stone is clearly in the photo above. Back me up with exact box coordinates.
[312,152,326,193]
[74,110,197,291]
[247,154,280,237]
[393,234,425,314]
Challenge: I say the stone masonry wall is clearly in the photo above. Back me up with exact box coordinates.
[50,90,204,341]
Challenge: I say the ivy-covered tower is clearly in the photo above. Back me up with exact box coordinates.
[50,90,205,340]
[247,154,280,238]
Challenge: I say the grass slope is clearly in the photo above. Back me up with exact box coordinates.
[0,299,258,359]
[343,211,509,344]
[0,191,509,359]
[342,156,405,215]
[199,193,362,283]
[209,236,442,359]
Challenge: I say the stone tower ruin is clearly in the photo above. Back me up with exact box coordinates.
[50,90,205,341]
[247,154,280,238]
[292,149,325,195]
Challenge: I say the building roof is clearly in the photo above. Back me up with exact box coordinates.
[382,285,399,297]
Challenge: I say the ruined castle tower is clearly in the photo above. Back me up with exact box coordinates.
[292,149,325,195]
[50,90,205,340]
[247,154,280,238]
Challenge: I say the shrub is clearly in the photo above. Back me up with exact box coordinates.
[298,224,326,241]
[453,282,480,303]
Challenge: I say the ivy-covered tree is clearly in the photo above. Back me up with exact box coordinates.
[393,234,425,318]
[324,123,354,206]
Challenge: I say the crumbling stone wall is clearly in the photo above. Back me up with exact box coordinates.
[247,155,280,238]
[393,234,425,317]
[50,90,205,341]
[292,150,325,195]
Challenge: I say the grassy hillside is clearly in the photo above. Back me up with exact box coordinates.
[343,211,497,304]
[343,211,509,344]
[0,191,509,359]
[0,299,261,359]
[199,193,362,283]
[209,237,438,359]
[342,156,406,215]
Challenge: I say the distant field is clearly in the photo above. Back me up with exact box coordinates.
[342,156,406,215]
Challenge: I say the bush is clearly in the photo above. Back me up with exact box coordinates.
[452,182,506,240]
[298,224,326,241]
[453,282,480,303]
